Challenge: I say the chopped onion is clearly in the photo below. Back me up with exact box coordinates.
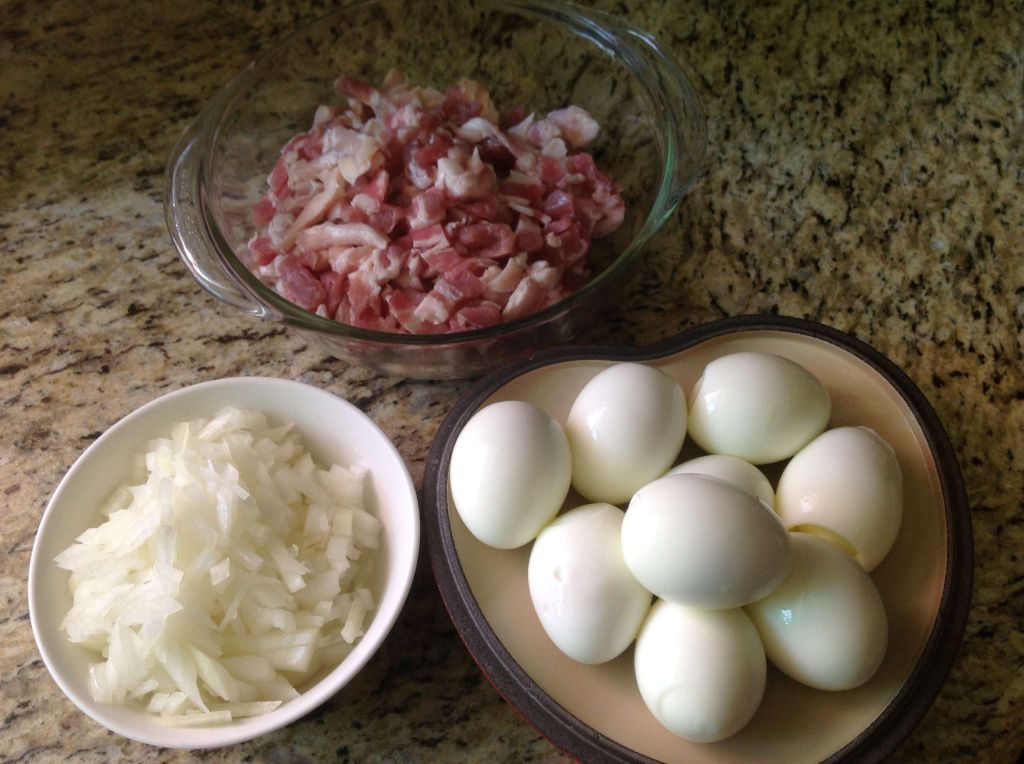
[160,710,234,727]
[56,407,381,723]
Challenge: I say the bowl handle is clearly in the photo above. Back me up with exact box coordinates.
[164,112,272,317]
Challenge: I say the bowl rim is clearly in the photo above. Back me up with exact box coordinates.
[176,0,706,346]
[422,314,973,763]
[28,376,420,749]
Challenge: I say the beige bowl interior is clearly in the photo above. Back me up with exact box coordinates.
[447,329,947,763]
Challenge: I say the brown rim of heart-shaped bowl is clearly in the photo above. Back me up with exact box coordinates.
[423,314,972,764]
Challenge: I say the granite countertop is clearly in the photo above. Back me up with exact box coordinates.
[2,0,1021,761]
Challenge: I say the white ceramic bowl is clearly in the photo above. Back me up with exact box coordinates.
[29,377,419,749]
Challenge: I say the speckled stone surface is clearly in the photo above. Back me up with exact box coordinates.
[1,0,1021,761]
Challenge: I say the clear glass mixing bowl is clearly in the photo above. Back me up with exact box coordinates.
[165,0,706,379]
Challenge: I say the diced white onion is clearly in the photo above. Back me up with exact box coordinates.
[210,700,283,718]
[56,406,382,723]
[220,655,278,684]
[209,558,231,589]
[341,599,367,644]
[159,710,234,727]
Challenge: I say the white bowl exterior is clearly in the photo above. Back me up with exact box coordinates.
[29,377,419,749]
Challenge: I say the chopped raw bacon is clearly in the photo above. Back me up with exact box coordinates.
[498,171,545,204]
[414,134,455,166]
[545,216,575,237]
[269,159,289,197]
[408,188,447,229]
[502,276,547,320]
[452,301,502,330]
[545,106,600,148]
[247,235,277,266]
[386,288,427,333]
[244,70,625,333]
[413,291,451,325]
[363,169,389,202]
[280,176,345,249]
[327,245,374,275]
[514,218,544,254]
[529,261,563,291]
[403,141,435,190]
[296,222,389,252]
[336,76,377,105]
[320,270,347,318]
[456,222,515,259]
[277,255,325,311]
[421,246,464,275]
[543,189,575,219]
[346,271,382,321]
[443,263,486,300]
[476,137,515,176]
[499,105,528,130]
[252,197,276,227]
[538,155,566,186]
[441,86,484,125]
[484,256,528,295]
[367,204,401,235]
[409,223,449,251]
[453,194,501,223]
[435,148,495,199]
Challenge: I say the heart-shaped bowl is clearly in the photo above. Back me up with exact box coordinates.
[424,315,972,763]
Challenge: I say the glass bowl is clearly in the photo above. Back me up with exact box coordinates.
[165,0,706,379]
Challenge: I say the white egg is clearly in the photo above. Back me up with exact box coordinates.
[745,532,888,691]
[449,400,570,549]
[667,453,774,507]
[528,503,652,664]
[775,426,903,571]
[621,473,790,609]
[687,352,831,464]
[565,363,686,505]
[635,600,766,743]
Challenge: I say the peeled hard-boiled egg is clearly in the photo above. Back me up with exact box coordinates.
[745,532,888,691]
[667,454,774,507]
[687,352,831,464]
[528,503,652,664]
[635,600,766,743]
[775,426,903,571]
[565,363,686,505]
[449,400,570,549]
[621,473,790,609]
